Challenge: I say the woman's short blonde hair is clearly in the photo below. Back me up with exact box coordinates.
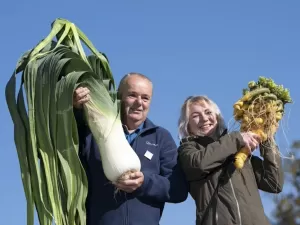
[178,95,226,139]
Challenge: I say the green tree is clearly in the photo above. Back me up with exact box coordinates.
[273,141,300,225]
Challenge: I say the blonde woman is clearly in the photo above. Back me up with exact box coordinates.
[177,95,283,225]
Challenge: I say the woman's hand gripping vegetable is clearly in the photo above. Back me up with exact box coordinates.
[241,132,261,154]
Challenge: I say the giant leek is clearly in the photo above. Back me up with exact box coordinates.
[5,18,141,225]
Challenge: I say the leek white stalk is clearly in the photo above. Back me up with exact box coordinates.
[97,118,141,182]
[82,80,141,182]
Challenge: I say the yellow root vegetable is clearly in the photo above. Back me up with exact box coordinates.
[254,118,263,124]
[234,129,267,169]
[234,104,241,110]
[276,112,282,121]
[234,147,250,169]
[234,101,244,108]
[233,76,292,169]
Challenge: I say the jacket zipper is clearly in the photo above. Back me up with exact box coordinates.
[229,177,242,225]
[122,201,127,225]
[124,127,156,225]
[126,201,129,225]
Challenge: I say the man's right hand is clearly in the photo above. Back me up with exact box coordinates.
[241,131,261,153]
[73,87,90,109]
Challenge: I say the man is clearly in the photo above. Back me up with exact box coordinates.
[73,72,188,225]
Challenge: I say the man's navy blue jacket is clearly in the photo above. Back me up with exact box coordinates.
[77,117,189,225]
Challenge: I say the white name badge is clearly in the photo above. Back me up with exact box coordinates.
[144,150,153,160]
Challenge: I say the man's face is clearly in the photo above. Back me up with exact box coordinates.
[121,75,152,126]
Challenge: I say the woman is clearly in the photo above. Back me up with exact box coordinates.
[177,95,283,225]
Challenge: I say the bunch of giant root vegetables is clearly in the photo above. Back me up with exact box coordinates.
[233,76,292,169]
[6,18,141,225]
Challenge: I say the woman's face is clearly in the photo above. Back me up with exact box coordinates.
[188,101,218,137]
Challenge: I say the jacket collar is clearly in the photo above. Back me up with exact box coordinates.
[122,118,157,135]
[180,129,228,146]
[123,122,144,135]
[143,118,157,130]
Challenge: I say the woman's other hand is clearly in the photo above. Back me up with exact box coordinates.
[241,132,261,153]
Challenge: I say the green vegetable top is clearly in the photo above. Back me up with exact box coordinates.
[242,76,292,104]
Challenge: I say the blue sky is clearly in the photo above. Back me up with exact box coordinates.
[1,1,299,224]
